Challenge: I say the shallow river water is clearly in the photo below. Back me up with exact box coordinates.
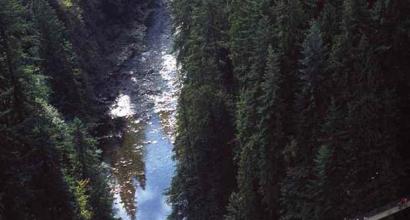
[105,1,179,219]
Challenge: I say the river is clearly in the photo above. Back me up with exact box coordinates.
[104,0,178,219]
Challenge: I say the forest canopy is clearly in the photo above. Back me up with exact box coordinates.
[0,0,150,219]
[168,0,410,219]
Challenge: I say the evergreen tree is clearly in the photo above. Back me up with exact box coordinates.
[0,0,115,219]
[280,20,327,220]
[298,98,348,220]
[33,0,94,119]
[70,118,114,220]
[225,1,275,219]
[256,46,285,220]
[273,0,307,149]
[168,0,235,219]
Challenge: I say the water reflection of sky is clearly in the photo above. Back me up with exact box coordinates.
[137,115,174,220]
[109,115,175,220]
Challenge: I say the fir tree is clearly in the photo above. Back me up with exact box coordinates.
[168,0,235,219]
[257,46,285,220]
[280,20,327,220]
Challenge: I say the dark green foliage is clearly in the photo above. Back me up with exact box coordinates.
[70,119,114,219]
[256,46,285,220]
[169,85,235,220]
[33,0,93,119]
[280,20,328,220]
[309,144,333,220]
[167,0,235,219]
[170,0,410,219]
[0,0,117,219]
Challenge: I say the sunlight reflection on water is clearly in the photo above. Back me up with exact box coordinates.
[110,94,135,118]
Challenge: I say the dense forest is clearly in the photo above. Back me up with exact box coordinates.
[168,0,410,219]
[2,0,410,219]
[0,0,153,219]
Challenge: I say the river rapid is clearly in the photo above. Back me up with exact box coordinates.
[104,0,179,219]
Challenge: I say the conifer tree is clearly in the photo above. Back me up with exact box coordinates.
[169,0,410,219]
[225,1,275,219]
[168,0,235,219]
[33,0,93,119]
[280,20,327,220]
[311,100,346,219]
[0,1,115,219]
[273,0,306,143]
[256,46,285,220]
[0,1,76,218]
